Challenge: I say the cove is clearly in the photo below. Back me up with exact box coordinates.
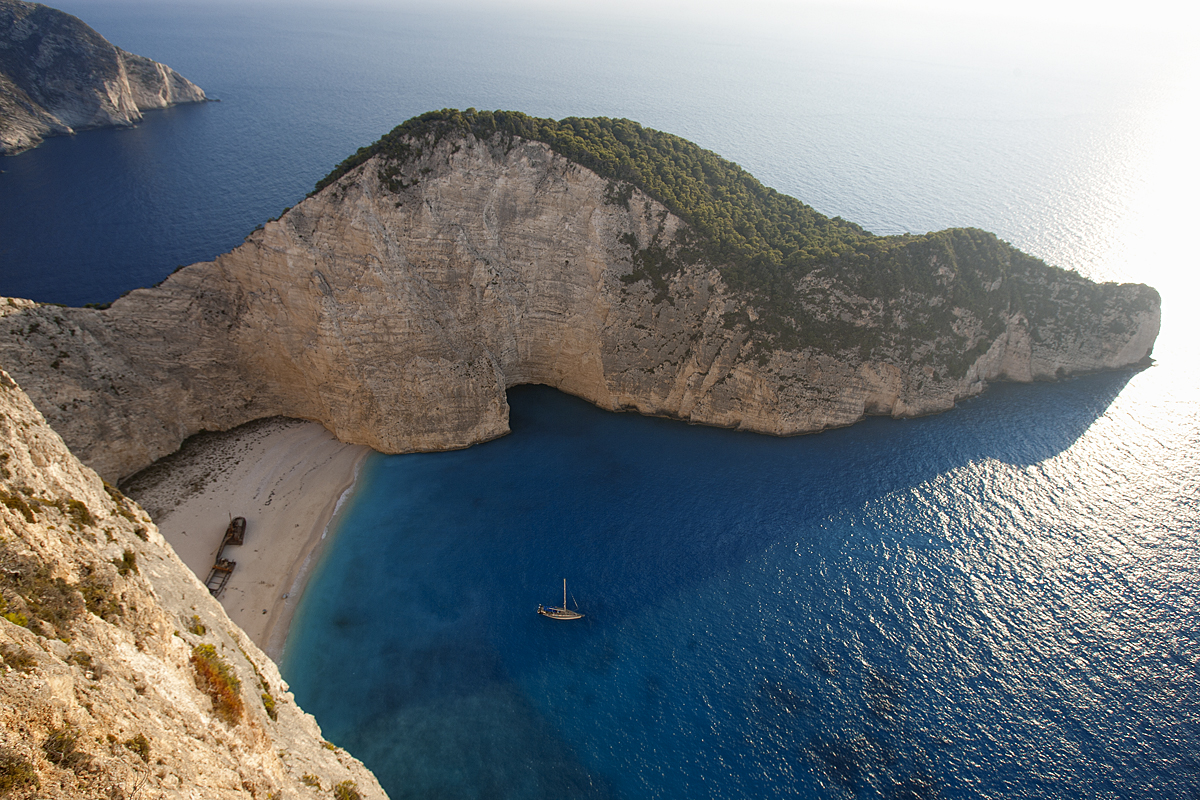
[281,372,1192,799]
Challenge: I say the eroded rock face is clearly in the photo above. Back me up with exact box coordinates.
[0,0,206,154]
[0,369,387,799]
[0,134,1160,482]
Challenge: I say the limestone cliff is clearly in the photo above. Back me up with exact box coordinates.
[0,0,206,155]
[0,118,1160,483]
[0,368,387,799]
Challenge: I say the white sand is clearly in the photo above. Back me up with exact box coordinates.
[122,418,370,661]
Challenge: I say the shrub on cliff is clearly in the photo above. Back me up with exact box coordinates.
[113,548,137,576]
[0,541,86,640]
[42,725,92,772]
[0,748,38,794]
[190,644,244,724]
[124,733,151,763]
[0,643,35,673]
[315,108,868,296]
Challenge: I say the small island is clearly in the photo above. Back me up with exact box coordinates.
[0,0,207,155]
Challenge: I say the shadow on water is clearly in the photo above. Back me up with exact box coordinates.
[487,368,1137,613]
[284,369,1141,800]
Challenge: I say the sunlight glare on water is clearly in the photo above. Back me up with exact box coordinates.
[1,1,1197,796]
[284,365,1200,798]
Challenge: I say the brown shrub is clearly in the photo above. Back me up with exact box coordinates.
[190,644,244,724]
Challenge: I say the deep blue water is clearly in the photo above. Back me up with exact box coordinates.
[2,2,1198,798]
[284,375,1199,799]
[3,1,1192,304]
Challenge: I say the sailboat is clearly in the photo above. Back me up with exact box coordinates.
[537,578,584,620]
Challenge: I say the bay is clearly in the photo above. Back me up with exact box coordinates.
[284,371,1199,798]
[2,1,1198,797]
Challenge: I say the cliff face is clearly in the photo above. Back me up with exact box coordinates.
[0,133,1160,482]
[0,0,206,155]
[0,369,387,799]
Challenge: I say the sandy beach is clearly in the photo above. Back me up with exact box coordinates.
[121,418,371,661]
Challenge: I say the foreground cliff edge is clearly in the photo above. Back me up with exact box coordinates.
[0,0,207,155]
[0,110,1160,483]
[0,370,387,799]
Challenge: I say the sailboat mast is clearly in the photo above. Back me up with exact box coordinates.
[563,578,567,608]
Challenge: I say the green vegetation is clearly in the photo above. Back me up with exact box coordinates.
[0,748,38,794]
[0,644,35,673]
[80,573,119,622]
[104,481,142,526]
[236,641,279,721]
[0,610,27,627]
[113,549,137,576]
[302,773,321,788]
[0,486,95,530]
[0,488,35,523]
[314,109,1155,375]
[261,691,277,720]
[0,546,124,629]
[42,725,91,772]
[333,780,362,800]
[190,644,244,725]
[123,733,151,763]
[66,650,103,679]
[0,543,85,640]
[62,498,94,529]
[316,108,868,297]
[188,614,206,636]
[0,593,28,628]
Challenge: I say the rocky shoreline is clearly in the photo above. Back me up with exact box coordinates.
[0,0,208,155]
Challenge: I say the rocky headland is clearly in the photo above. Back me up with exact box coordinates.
[0,368,386,798]
[0,0,206,155]
[0,110,1161,484]
[0,108,1162,798]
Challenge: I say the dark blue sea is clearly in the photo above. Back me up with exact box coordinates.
[2,2,1198,798]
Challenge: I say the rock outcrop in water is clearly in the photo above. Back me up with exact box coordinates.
[0,111,1160,482]
[0,0,206,155]
[0,368,387,799]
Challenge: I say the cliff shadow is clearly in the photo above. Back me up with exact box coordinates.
[280,367,1145,800]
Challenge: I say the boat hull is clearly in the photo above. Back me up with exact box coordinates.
[537,605,583,620]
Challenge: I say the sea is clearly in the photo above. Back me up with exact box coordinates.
[2,2,1197,798]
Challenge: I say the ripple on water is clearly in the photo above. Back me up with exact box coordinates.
[283,372,1200,799]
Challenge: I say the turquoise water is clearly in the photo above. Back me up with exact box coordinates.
[285,373,1197,798]
[2,2,1198,797]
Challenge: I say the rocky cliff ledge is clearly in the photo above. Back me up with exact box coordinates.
[0,111,1160,482]
[0,369,386,798]
[0,0,206,155]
